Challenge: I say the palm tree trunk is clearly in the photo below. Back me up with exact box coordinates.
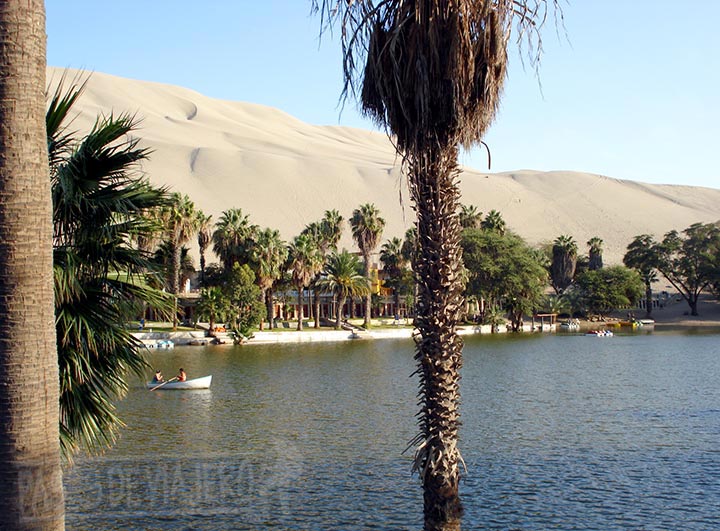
[408,147,464,531]
[267,288,275,329]
[169,242,181,294]
[296,284,304,331]
[199,250,206,286]
[363,254,372,328]
[335,294,343,329]
[313,287,320,329]
[259,288,266,331]
[169,241,181,329]
[644,281,653,318]
[0,2,65,528]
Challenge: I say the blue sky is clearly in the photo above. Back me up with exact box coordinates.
[47,1,719,189]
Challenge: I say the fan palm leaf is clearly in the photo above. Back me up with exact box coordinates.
[49,77,172,459]
[212,208,258,272]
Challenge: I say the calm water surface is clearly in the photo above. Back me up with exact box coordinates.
[65,332,720,530]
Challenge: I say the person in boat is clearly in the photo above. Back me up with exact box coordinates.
[177,368,187,382]
[152,369,164,383]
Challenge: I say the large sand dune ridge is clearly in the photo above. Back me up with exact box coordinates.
[49,67,720,265]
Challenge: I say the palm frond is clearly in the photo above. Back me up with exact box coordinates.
[48,78,172,460]
[46,70,89,170]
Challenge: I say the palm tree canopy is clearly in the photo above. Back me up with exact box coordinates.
[196,211,213,252]
[553,234,578,256]
[161,193,198,246]
[251,227,288,291]
[301,221,325,247]
[481,209,506,234]
[380,236,405,275]
[551,234,578,294]
[587,236,604,253]
[350,203,386,257]
[289,233,325,289]
[587,236,604,270]
[313,0,554,152]
[459,204,482,229]
[317,249,370,300]
[213,208,258,270]
[321,209,344,251]
[401,226,418,264]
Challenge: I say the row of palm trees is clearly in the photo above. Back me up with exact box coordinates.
[140,195,395,332]
[150,194,614,336]
[550,234,605,294]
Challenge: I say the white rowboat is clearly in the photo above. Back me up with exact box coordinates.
[146,375,212,390]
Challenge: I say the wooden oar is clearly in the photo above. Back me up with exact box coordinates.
[150,376,177,391]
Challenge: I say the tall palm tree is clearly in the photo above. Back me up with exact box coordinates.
[251,228,288,330]
[301,221,324,248]
[196,211,213,285]
[380,236,407,317]
[0,3,65,526]
[160,193,198,295]
[288,233,324,331]
[317,250,370,328]
[48,79,172,458]
[321,209,344,250]
[459,204,482,230]
[551,235,578,295]
[587,236,604,271]
[481,209,506,235]
[212,208,257,273]
[314,2,555,528]
[350,203,385,328]
[303,211,345,326]
[301,221,328,326]
[159,193,198,329]
[624,234,659,318]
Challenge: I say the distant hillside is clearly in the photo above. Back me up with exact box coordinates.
[48,67,720,265]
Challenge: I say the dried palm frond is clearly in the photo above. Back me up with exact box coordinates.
[313,0,560,153]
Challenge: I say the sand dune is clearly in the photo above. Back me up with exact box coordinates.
[48,67,720,265]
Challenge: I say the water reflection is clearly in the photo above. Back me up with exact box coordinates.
[65,334,720,529]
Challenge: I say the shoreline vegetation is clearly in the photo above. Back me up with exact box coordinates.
[133,294,720,347]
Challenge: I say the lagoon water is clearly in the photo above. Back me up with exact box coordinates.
[65,331,720,530]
